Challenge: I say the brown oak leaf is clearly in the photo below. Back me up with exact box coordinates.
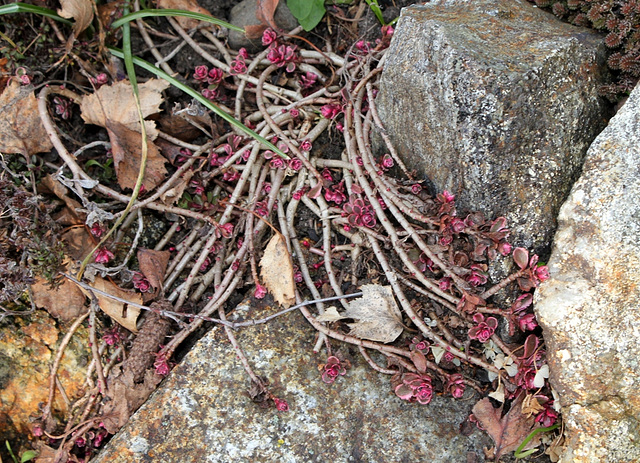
[471,392,541,460]
[156,0,212,30]
[106,121,168,191]
[0,79,53,155]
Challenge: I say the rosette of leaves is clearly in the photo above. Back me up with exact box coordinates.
[528,0,640,99]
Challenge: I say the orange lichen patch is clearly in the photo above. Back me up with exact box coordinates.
[0,310,89,435]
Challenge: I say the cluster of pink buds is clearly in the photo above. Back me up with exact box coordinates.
[394,373,433,405]
[254,283,267,299]
[299,71,318,89]
[272,397,289,411]
[15,67,30,85]
[319,356,349,384]
[229,48,249,75]
[90,73,109,88]
[342,194,377,228]
[53,96,72,120]
[324,181,347,205]
[94,247,114,264]
[262,28,298,73]
[468,313,498,343]
[90,221,107,238]
[446,373,466,398]
[154,351,170,376]
[320,104,342,119]
[102,326,122,346]
[132,272,151,292]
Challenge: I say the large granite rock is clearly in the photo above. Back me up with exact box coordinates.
[376,0,611,255]
[534,82,640,462]
[93,304,492,462]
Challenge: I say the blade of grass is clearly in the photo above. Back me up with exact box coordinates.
[77,5,151,279]
[111,9,244,33]
[107,46,290,160]
[513,423,560,459]
[0,2,73,25]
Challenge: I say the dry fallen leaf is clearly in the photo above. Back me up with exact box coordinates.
[0,79,53,155]
[471,393,540,460]
[31,275,86,322]
[101,366,163,434]
[315,306,344,322]
[521,393,545,418]
[62,227,96,262]
[106,121,168,191]
[80,79,169,139]
[82,277,142,332]
[39,174,85,225]
[137,248,170,301]
[160,170,193,205]
[245,0,280,38]
[157,0,212,30]
[96,0,124,29]
[259,233,295,308]
[58,0,94,35]
[343,284,403,343]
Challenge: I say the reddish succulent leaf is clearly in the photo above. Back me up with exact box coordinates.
[471,393,539,460]
[490,216,507,233]
[511,293,533,313]
[522,334,540,359]
[517,276,536,292]
[513,247,529,270]
[410,349,428,374]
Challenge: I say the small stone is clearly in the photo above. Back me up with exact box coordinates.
[228,0,299,52]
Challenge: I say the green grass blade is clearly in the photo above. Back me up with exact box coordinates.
[77,6,150,279]
[364,0,385,26]
[0,2,73,25]
[108,46,290,160]
[514,423,560,459]
[111,9,244,33]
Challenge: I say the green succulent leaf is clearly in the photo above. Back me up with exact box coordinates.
[287,0,326,31]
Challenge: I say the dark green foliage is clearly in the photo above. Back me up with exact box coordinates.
[529,0,640,99]
[0,178,65,303]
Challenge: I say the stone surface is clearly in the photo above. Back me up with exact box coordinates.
[93,304,492,462]
[534,81,640,462]
[228,0,299,52]
[0,311,89,448]
[375,0,611,256]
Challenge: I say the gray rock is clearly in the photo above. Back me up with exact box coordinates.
[228,0,299,52]
[534,81,640,462]
[375,0,611,256]
[92,306,492,462]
